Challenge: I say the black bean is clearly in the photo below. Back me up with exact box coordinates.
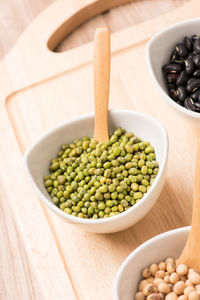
[162,34,200,112]
[192,34,200,41]
[177,100,184,106]
[193,39,200,54]
[187,78,194,85]
[170,50,179,63]
[174,58,185,67]
[168,84,176,90]
[195,102,200,111]
[184,97,196,111]
[191,90,200,101]
[185,57,194,75]
[193,54,200,68]
[193,69,200,78]
[176,86,186,102]
[186,78,200,93]
[162,63,182,73]
[168,88,179,101]
[176,43,188,57]
[188,53,193,60]
[176,71,188,86]
[184,36,193,51]
[166,73,178,83]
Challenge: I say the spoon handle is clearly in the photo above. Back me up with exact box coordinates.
[178,137,200,271]
[93,27,110,142]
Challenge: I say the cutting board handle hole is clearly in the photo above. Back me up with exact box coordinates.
[47,0,185,53]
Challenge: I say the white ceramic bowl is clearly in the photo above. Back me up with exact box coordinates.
[114,226,190,300]
[23,109,168,233]
[146,18,200,126]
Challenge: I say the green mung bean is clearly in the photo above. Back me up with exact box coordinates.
[44,128,159,219]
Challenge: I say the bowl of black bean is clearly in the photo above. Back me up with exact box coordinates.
[146,18,200,125]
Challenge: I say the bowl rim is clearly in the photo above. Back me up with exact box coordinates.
[113,226,190,300]
[146,17,200,120]
[23,109,168,225]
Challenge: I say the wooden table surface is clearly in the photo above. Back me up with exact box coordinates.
[0,1,188,299]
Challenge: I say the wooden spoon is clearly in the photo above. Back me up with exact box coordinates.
[178,139,200,272]
[93,27,110,142]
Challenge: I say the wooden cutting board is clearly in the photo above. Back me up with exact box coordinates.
[1,0,200,299]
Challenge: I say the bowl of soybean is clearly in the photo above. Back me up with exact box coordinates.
[146,18,200,126]
[23,109,168,233]
[113,226,190,300]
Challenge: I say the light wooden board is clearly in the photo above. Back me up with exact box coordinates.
[0,0,199,299]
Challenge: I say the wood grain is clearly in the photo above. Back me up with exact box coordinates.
[56,0,185,53]
[0,0,192,300]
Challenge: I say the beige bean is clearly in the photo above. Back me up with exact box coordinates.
[147,293,161,300]
[177,264,188,276]
[166,292,178,300]
[136,261,200,300]
[158,282,170,294]
[169,284,174,292]
[185,280,194,287]
[188,291,200,300]
[164,275,170,284]
[159,293,164,299]
[142,268,151,278]
[184,287,195,296]
[196,284,200,289]
[135,292,145,300]
[147,277,154,284]
[170,273,179,284]
[195,284,200,295]
[143,284,154,296]
[175,260,179,267]
[150,264,159,276]
[174,281,185,295]
[178,295,188,300]
[189,272,200,285]
[159,262,167,271]
[167,262,176,274]
[139,279,148,291]
[153,286,158,293]
[180,276,187,282]
[155,271,165,279]
[189,269,198,275]
[166,258,175,265]
[154,279,164,287]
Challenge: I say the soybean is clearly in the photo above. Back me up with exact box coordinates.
[135,260,200,300]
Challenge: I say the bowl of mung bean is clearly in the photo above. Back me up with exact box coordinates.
[114,226,191,300]
[146,18,200,126]
[23,109,168,233]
